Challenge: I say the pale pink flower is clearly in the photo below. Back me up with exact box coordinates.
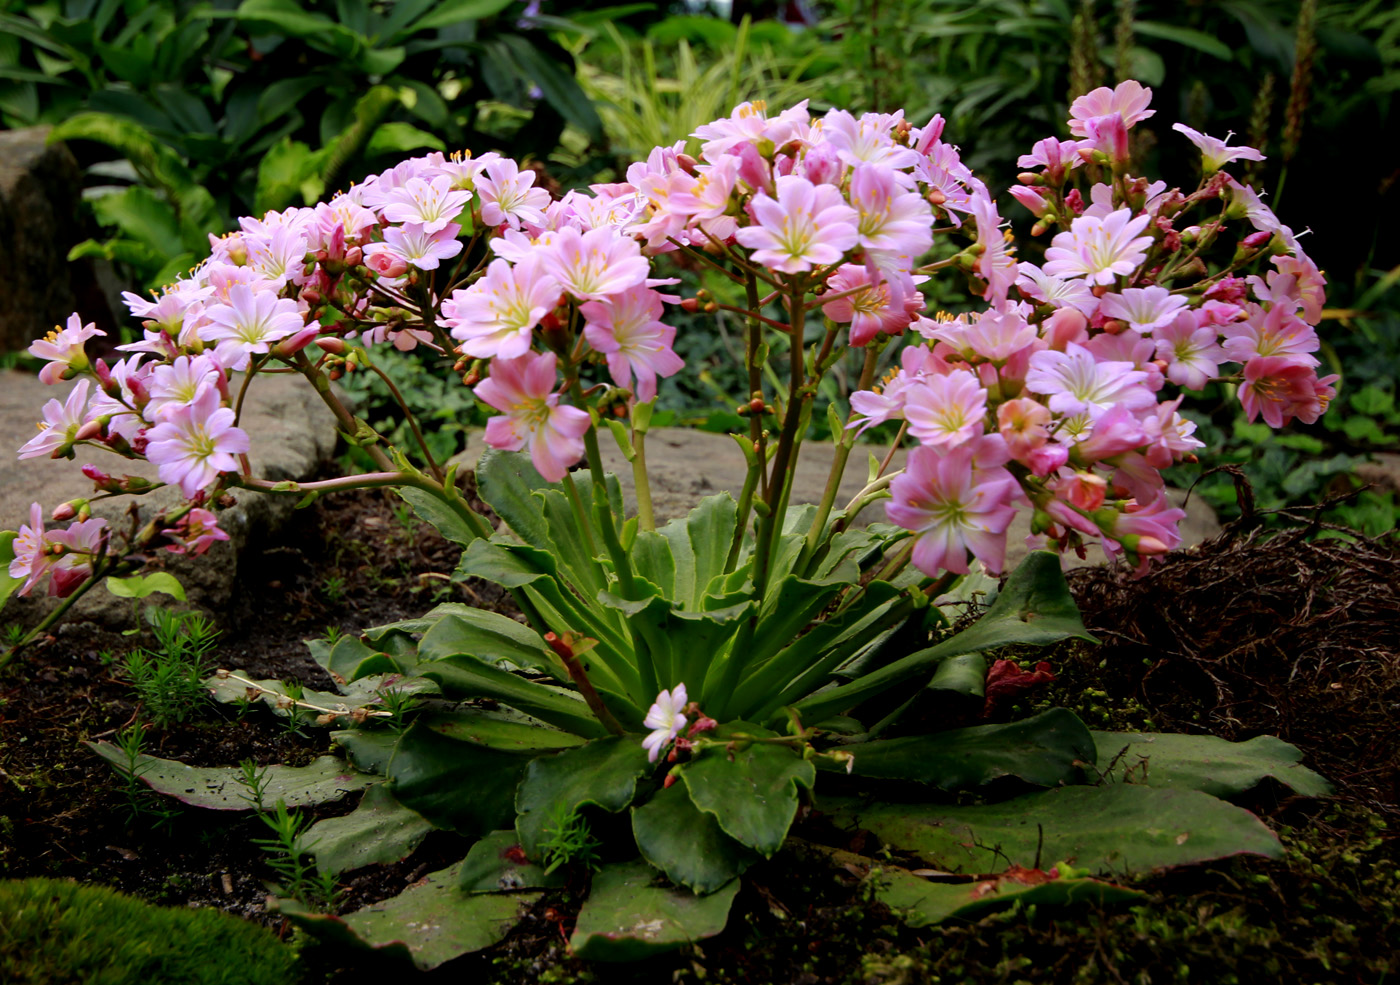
[10,503,55,596]
[969,193,1017,304]
[1042,209,1153,286]
[477,159,550,229]
[1025,344,1154,418]
[580,288,683,402]
[734,175,859,275]
[1152,313,1225,389]
[244,224,311,287]
[692,100,810,159]
[642,683,689,763]
[997,398,1052,460]
[362,221,463,271]
[887,445,1018,576]
[821,110,921,170]
[1221,303,1319,366]
[1270,253,1326,324]
[1099,286,1188,332]
[1171,124,1265,172]
[30,314,105,385]
[47,516,108,597]
[1017,137,1083,175]
[474,351,589,482]
[1068,81,1155,138]
[1104,491,1186,569]
[145,384,250,497]
[903,370,987,449]
[380,176,471,233]
[541,226,650,302]
[847,163,933,258]
[1072,403,1147,462]
[146,355,226,421]
[202,284,305,367]
[1015,263,1099,317]
[18,380,91,460]
[443,256,560,360]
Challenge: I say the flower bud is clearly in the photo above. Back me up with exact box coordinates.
[315,336,347,355]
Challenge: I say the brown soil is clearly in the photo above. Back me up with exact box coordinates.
[2,494,1397,985]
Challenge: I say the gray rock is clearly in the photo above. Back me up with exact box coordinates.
[0,127,83,353]
[1357,453,1400,498]
[1,370,342,630]
[455,426,1220,570]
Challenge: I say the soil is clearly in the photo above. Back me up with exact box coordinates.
[2,489,1398,985]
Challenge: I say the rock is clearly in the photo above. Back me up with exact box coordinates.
[1357,453,1400,498]
[0,127,83,353]
[0,370,342,629]
[454,427,1221,570]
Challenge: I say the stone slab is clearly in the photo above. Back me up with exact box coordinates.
[1,370,342,629]
[454,426,1220,570]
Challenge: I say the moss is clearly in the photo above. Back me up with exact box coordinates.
[0,878,299,985]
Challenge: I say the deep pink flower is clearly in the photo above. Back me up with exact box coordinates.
[46,516,108,597]
[822,265,921,346]
[474,352,589,482]
[886,445,1018,576]
[1239,357,1336,428]
[145,384,250,497]
[580,287,684,402]
[162,507,229,556]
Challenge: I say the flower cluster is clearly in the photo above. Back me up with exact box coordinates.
[848,81,1333,575]
[15,82,1332,598]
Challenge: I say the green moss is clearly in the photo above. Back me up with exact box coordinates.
[0,878,299,985]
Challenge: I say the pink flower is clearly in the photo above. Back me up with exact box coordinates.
[1043,209,1153,286]
[903,370,987,450]
[1152,313,1225,389]
[1240,357,1336,428]
[1025,344,1154,418]
[734,175,859,274]
[380,176,471,233]
[821,265,921,346]
[202,284,305,367]
[969,193,1017,304]
[46,516,108,597]
[1069,81,1155,139]
[18,380,91,460]
[145,384,250,497]
[443,256,560,360]
[886,445,1018,575]
[847,163,933,258]
[1099,287,1188,332]
[474,352,589,482]
[642,683,689,763]
[541,226,650,302]
[1171,124,1265,172]
[30,314,105,385]
[477,159,550,229]
[362,221,463,271]
[1222,303,1319,366]
[580,287,684,402]
[146,355,225,421]
[162,507,229,556]
[10,503,54,596]
[997,398,1052,460]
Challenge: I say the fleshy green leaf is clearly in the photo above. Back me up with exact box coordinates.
[632,782,759,894]
[0,531,22,604]
[1093,732,1333,799]
[514,736,652,855]
[396,486,482,547]
[409,0,513,32]
[88,745,368,810]
[680,724,815,857]
[475,448,550,546]
[280,863,536,970]
[298,783,433,876]
[459,829,565,893]
[364,121,443,155]
[792,552,1094,726]
[387,721,534,836]
[569,859,739,961]
[414,610,557,676]
[836,708,1096,790]
[830,784,1282,876]
[411,654,607,738]
[871,863,1147,928]
[104,572,186,601]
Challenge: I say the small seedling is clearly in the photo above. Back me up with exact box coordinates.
[113,726,181,831]
[251,799,341,911]
[319,625,345,645]
[374,685,419,731]
[119,609,222,728]
[539,803,602,875]
[236,759,271,813]
[322,575,347,604]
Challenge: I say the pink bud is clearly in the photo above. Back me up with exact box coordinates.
[51,503,76,521]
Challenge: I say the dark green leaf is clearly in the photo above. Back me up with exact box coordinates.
[1093,731,1333,799]
[396,486,482,547]
[835,708,1095,790]
[514,736,652,855]
[89,745,369,810]
[387,721,533,836]
[459,829,565,892]
[298,783,433,875]
[830,784,1282,876]
[412,656,606,738]
[1134,21,1234,59]
[569,859,739,961]
[475,448,549,546]
[415,610,557,677]
[632,782,759,894]
[925,652,988,699]
[410,0,513,32]
[681,724,815,856]
[281,862,536,970]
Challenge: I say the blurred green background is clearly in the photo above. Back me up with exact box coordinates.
[2,0,1395,532]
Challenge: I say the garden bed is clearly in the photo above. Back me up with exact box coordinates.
[2,488,1396,984]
